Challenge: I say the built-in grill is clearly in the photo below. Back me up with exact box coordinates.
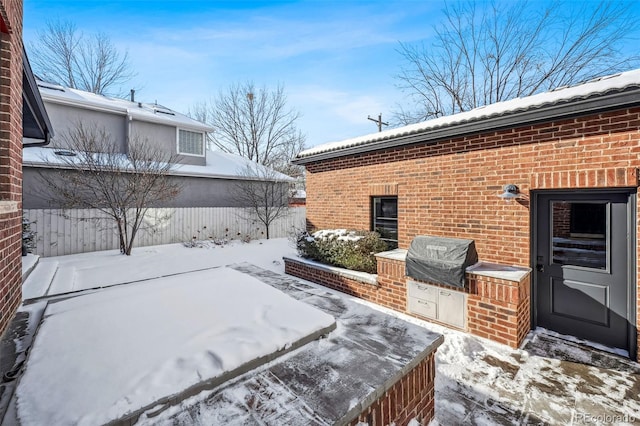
[406,236,478,288]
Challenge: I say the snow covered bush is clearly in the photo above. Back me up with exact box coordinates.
[296,229,388,273]
[22,217,36,255]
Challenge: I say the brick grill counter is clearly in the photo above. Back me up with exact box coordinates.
[284,250,532,348]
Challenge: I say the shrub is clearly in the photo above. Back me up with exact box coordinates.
[22,217,36,255]
[296,229,388,273]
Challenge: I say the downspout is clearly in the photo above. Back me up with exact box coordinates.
[126,114,132,154]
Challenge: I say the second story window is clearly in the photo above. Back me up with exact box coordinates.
[178,129,204,156]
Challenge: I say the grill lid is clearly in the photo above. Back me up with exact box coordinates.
[406,236,478,288]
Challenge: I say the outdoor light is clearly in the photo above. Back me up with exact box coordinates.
[499,184,520,201]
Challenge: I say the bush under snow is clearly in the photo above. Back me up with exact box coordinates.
[296,229,388,274]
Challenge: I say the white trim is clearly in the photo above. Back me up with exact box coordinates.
[42,95,126,116]
[22,161,291,182]
[176,128,206,157]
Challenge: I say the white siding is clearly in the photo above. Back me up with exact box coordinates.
[24,207,306,257]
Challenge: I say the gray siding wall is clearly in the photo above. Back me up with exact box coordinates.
[23,167,287,209]
[44,102,128,153]
[131,120,205,166]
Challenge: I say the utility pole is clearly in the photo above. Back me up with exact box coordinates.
[367,113,388,132]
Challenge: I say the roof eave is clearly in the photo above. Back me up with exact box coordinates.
[293,87,640,165]
[22,47,54,146]
[23,161,293,182]
[41,91,214,133]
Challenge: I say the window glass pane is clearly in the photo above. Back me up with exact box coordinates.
[552,201,607,269]
[178,130,204,155]
[372,197,398,249]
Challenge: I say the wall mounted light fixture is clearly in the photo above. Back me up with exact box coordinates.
[498,184,520,201]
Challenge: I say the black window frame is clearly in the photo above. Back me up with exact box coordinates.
[371,196,398,249]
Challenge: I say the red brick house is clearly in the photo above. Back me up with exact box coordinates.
[0,0,52,336]
[288,70,640,361]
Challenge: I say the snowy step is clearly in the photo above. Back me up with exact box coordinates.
[22,261,59,300]
[21,254,40,283]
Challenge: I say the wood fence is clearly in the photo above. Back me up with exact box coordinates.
[24,207,306,257]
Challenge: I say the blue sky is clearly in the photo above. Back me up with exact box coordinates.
[23,0,640,149]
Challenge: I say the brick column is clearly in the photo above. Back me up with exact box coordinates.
[467,273,531,348]
[0,0,24,336]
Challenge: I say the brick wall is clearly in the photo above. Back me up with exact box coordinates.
[347,352,436,426]
[0,0,24,336]
[305,110,640,265]
[304,107,640,359]
[284,258,383,303]
[286,256,531,349]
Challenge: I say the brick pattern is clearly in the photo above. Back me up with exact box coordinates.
[531,167,638,189]
[304,107,640,361]
[286,257,531,349]
[467,273,530,347]
[305,110,640,265]
[552,202,571,238]
[284,260,383,304]
[348,352,436,426]
[370,183,398,196]
[0,0,24,336]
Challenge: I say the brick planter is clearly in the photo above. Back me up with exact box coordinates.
[347,352,436,426]
[284,252,532,349]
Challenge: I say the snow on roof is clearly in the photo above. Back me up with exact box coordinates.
[23,147,294,182]
[291,189,306,198]
[37,81,214,133]
[298,69,640,160]
[177,150,294,181]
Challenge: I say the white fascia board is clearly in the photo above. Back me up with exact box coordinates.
[41,93,127,116]
[23,161,293,182]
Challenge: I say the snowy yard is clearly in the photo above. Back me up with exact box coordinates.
[13,239,640,425]
[18,267,335,425]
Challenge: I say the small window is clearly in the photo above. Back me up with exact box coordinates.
[372,196,398,249]
[178,129,204,156]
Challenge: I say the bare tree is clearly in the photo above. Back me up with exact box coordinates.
[39,122,180,255]
[232,164,292,240]
[29,20,135,96]
[191,82,306,175]
[395,1,640,124]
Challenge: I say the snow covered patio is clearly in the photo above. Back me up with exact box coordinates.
[1,239,639,425]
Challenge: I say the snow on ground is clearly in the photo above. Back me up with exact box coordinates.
[20,254,38,279]
[16,238,640,425]
[15,265,334,426]
[23,238,296,298]
[351,299,640,425]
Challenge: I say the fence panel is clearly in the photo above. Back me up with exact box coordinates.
[24,207,306,257]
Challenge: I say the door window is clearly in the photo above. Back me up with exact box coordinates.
[551,201,607,269]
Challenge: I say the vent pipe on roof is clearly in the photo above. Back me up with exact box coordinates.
[130,89,135,102]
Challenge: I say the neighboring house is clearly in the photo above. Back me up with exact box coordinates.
[0,0,53,336]
[291,69,640,361]
[22,82,293,209]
